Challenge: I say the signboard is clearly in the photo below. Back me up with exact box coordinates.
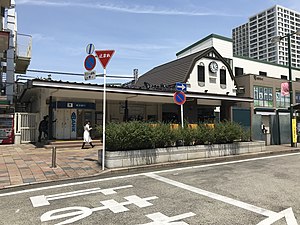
[95,50,115,69]
[292,118,297,143]
[71,111,77,139]
[86,43,95,55]
[84,70,96,80]
[173,91,186,105]
[52,101,96,109]
[176,82,187,92]
[84,55,96,71]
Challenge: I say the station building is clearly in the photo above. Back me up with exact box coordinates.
[17,34,300,144]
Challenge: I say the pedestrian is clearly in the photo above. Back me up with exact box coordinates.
[261,122,267,134]
[82,121,95,149]
[38,115,49,142]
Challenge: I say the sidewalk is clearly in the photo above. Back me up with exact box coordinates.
[0,143,299,190]
[0,144,103,190]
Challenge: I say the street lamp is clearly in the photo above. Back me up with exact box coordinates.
[272,28,300,147]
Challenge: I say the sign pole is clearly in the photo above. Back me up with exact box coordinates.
[102,68,106,170]
[181,104,184,128]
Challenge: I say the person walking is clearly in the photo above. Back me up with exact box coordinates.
[38,115,49,142]
[82,121,95,149]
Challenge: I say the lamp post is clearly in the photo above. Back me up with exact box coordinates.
[272,29,300,147]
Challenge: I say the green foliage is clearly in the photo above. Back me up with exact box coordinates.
[96,121,251,151]
[151,123,175,148]
[97,121,154,151]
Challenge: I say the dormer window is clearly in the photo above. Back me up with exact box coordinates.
[198,64,205,83]
[220,69,226,85]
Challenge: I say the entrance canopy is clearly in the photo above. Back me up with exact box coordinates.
[19,79,253,105]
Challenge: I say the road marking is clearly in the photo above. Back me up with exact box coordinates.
[257,208,298,225]
[146,173,277,217]
[41,195,158,224]
[138,212,196,225]
[146,173,298,225]
[30,185,133,207]
[1,152,300,197]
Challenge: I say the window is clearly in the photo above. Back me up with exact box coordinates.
[254,86,273,107]
[296,92,300,103]
[234,67,244,76]
[281,75,288,80]
[259,71,267,76]
[198,65,205,82]
[276,89,290,108]
[220,69,226,85]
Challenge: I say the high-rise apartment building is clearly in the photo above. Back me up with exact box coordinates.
[233,5,300,68]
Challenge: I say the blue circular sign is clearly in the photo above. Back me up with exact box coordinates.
[84,55,96,71]
[173,91,186,105]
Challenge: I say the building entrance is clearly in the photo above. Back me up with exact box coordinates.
[54,109,77,139]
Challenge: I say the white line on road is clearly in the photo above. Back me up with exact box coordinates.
[145,173,277,217]
[1,152,300,197]
[30,185,133,207]
[146,173,298,225]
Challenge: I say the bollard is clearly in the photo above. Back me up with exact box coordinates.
[51,146,57,168]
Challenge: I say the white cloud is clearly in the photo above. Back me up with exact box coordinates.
[31,33,55,42]
[17,0,241,17]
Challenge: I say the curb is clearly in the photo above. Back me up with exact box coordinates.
[1,147,299,192]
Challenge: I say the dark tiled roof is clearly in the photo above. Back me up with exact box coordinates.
[136,48,209,87]
[136,47,237,87]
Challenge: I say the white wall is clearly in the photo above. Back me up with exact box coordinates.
[211,38,233,59]
[177,34,300,80]
[177,39,213,58]
[187,58,236,96]
[177,37,233,59]
[233,57,300,79]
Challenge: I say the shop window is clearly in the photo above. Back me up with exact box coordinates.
[253,86,273,107]
[276,89,290,108]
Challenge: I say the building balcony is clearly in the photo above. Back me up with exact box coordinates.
[15,33,32,74]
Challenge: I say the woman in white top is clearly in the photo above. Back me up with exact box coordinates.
[82,121,95,149]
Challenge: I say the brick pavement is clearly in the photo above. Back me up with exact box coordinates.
[0,144,103,189]
[0,143,299,190]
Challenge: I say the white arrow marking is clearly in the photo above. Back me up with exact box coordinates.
[146,174,298,225]
[257,208,298,225]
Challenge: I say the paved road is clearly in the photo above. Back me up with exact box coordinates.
[1,152,300,225]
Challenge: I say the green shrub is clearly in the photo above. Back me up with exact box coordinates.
[98,121,154,151]
[152,123,175,148]
[97,121,251,151]
[194,124,215,145]
[181,126,197,146]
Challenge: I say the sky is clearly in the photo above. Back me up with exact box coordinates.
[15,0,300,84]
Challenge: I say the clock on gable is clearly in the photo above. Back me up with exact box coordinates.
[209,61,218,73]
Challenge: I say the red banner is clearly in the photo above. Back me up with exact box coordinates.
[281,82,289,96]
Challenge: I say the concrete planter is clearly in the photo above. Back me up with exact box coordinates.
[98,141,265,169]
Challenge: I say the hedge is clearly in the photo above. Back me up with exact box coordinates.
[96,121,251,151]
